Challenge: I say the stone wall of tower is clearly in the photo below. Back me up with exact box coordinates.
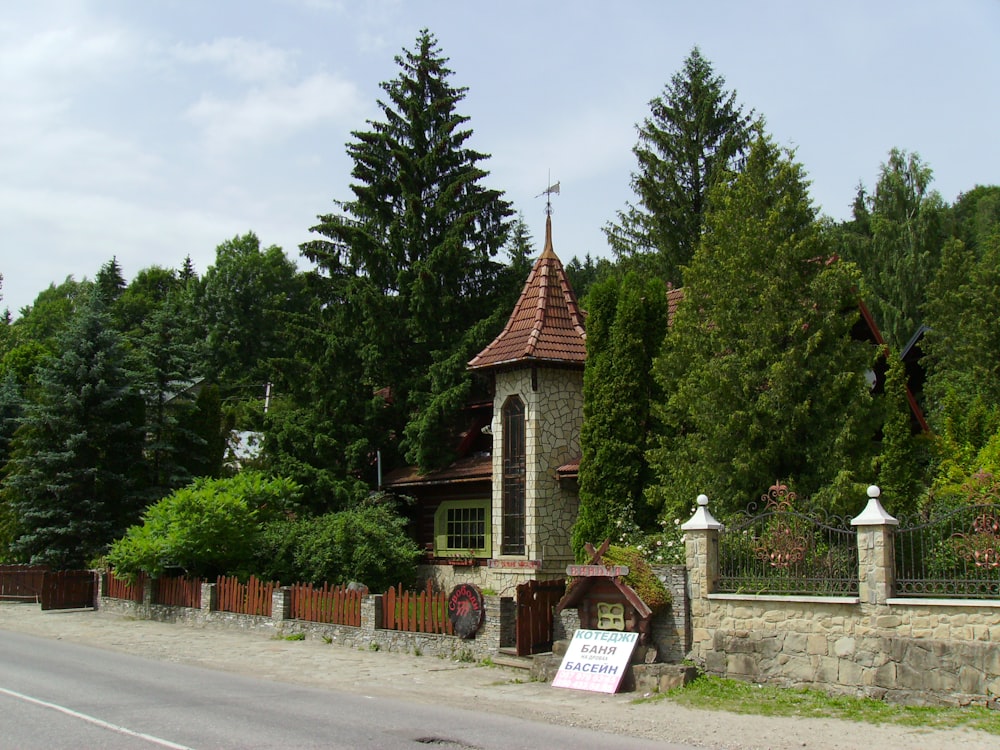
[489,365,582,588]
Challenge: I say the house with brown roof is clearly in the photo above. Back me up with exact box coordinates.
[382,213,928,596]
[383,213,585,594]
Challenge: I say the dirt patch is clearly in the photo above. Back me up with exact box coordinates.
[0,603,994,749]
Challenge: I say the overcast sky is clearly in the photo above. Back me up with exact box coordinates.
[2,0,998,318]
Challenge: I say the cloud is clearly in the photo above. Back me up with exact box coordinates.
[184,72,365,148]
[172,37,296,84]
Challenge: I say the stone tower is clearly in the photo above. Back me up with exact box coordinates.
[468,214,586,586]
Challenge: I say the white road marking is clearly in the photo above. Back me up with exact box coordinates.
[0,685,197,749]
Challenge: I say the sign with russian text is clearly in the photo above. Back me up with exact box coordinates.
[447,583,484,639]
[565,564,630,577]
[487,559,541,569]
[551,629,638,693]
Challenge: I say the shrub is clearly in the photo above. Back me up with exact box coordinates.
[254,500,421,592]
[107,473,301,580]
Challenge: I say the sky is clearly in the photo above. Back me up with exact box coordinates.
[2,0,998,318]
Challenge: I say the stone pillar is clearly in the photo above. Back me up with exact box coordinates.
[361,594,381,636]
[681,494,723,658]
[851,485,898,605]
[272,586,292,622]
[478,596,504,652]
[200,582,217,613]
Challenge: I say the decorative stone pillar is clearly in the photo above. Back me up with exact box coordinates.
[851,485,898,605]
[681,494,723,657]
[271,586,292,622]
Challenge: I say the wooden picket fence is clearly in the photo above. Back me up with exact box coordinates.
[104,571,146,602]
[383,581,453,635]
[215,575,276,617]
[153,575,203,608]
[288,582,362,626]
[0,564,48,601]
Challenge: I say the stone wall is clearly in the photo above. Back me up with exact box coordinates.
[696,596,1000,706]
[683,491,1000,707]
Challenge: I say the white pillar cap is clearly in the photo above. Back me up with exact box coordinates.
[681,494,724,531]
[851,485,898,526]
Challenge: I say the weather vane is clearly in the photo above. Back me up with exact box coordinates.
[535,176,560,216]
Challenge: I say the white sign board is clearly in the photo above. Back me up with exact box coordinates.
[551,629,638,693]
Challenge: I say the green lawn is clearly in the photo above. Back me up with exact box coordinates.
[640,674,1000,735]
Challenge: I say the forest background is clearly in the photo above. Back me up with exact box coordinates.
[1,32,998,590]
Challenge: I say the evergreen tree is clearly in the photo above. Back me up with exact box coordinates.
[2,291,145,567]
[922,233,1000,464]
[647,134,881,520]
[194,232,310,392]
[951,185,1000,258]
[95,257,127,306]
[131,293,205,501]
[842,149,948,349]
[302,29,514,473]
[572,272,669,558]
[605,47,756,287]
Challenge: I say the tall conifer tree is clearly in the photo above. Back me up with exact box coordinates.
[303,29,513,473]
[606,47,756,287]
[647,134,881,519]
[572,272,669,557]
[842,149,947,349]
[3,291,145,567]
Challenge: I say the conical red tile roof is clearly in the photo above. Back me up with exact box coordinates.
[469,215,586,370]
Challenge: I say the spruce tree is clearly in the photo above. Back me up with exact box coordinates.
[303,29,514,473]
[647,134,881,520]
[605,47,756,287]
[3,291,145,567]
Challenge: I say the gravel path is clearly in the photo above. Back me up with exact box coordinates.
[0,602,994,749]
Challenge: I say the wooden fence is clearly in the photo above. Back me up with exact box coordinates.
[288,582,362,626]
[215,575,276,617]
[104,571,146,602]
[41,570,96,610]
[383,581,453,635]
[153,575,203,608]
[0,564,48,601]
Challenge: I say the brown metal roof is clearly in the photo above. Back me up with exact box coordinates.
[381,453,492,489]
[468,215,586,370]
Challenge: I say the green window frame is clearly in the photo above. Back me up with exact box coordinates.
[434,500,492,558]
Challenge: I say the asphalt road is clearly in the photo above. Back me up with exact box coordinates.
[0,629,695,750]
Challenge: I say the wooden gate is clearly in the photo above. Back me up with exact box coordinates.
[41,570,97,610]
[0,565,49,601]
[515,578,565,656]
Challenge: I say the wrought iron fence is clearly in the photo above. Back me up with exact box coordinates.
[717,483,858,596]
[894,503,1000,598]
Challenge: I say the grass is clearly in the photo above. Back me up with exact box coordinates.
[640,674,1000,735]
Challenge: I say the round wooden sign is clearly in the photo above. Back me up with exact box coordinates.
[447,583,485,638]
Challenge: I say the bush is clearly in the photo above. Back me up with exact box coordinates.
[602,544,671,611]
[107,473,301,580]
[254,500,421,592]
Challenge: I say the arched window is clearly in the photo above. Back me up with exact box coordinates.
[502,396,526,555]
